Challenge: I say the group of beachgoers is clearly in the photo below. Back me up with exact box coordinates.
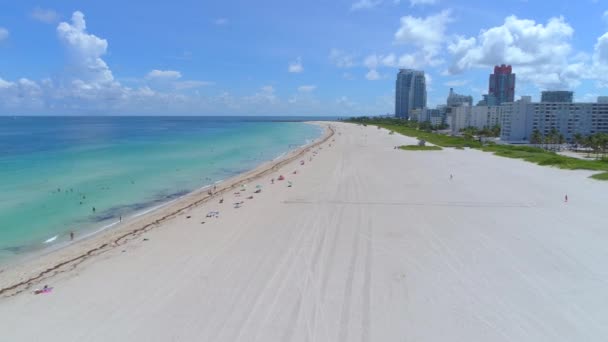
[33,134,336,297]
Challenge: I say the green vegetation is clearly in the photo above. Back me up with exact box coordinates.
[461,125,501,139]
[345,116,608,180]
[591,172,608,180]
[399,145,443,151]
[349,117,482,148]
[481,144,608,172]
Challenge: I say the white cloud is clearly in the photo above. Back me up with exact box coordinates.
[146,70,182,80]
[409,0,438,6]
[245,85,278,104]
[57,11,114,85]
[603,11,608,23]
[592,32,608,86]
[288,57,303,73]
[447,15,578,89]
[145,70,213,90]
[394,10,452,65]
[0,28,9,41]
[595,32,608,65]
[31,7,60,24]
[329,49,356,68]
[214,18,228,25]
[298,85,316,92]
[366,69,381,80]
[351,0,382,10]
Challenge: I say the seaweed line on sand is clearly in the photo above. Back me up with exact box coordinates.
[0,124,335,298]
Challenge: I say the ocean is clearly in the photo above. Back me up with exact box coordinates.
[0,116,325,263]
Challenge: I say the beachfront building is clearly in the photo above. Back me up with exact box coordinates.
[395,69,427,120]
[477,94,498,106]
[447,104,471,135]
[410,108,445,126]
[489,64,516,105]
[541,91,573,103]
[471,106,502,129]
[598,96,608,104]
[447,88,473,107]
[500,96,608,142]
[447,104,501,135]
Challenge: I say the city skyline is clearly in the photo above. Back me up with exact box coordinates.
[1,1,608,115]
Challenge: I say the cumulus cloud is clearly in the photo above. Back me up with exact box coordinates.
[592,32,608,86]
[329,49,356,68]
[288,57,303,73]
[351,0,382,10]
[447,15,579,89]
[395,10,451,63]
[0,11,216,114]
[0,28,9,41]
[57,11,114,84]
[31,7,60,24]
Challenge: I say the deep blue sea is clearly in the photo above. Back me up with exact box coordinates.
[0,116,326,263]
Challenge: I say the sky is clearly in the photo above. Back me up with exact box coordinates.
[1,0,608,115]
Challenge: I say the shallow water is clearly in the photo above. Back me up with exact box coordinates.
[0,116,323,262]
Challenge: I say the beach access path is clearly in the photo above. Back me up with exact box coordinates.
[1,122,607,341]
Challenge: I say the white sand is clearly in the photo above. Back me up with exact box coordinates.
[1,122,607,341]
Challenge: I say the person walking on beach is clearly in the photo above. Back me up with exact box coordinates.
[70,231,74,241]
[565,194,568,203]
[450,174,453,180]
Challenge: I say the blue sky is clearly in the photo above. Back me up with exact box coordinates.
[1,0,608,115]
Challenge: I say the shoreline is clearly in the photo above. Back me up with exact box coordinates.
[0,122,334,297]
[2,122,607,341]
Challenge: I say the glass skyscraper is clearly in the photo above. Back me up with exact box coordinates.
[489,64,516,105]
[395,69,427,119]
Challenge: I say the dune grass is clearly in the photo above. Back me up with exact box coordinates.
[591,172,608,180]
[363,121,608,181]
[399,145,443,151]
[380,124,482,149]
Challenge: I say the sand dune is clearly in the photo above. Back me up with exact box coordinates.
[1,122,607,341]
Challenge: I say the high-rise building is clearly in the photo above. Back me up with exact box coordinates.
[598,96,608,104]
[446,88,473,107]
[541,91,573,103]
[500,97,608,142]
[489,65,516,105]
[395,69,427,119]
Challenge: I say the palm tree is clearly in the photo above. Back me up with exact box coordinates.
[530,129,542,145]
[573,133,583,150]
[548,128,559,151]
[558,134,565,151]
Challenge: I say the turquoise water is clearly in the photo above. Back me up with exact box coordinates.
[0,116,323,262]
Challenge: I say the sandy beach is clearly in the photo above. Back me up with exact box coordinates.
[1,121,608,341]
